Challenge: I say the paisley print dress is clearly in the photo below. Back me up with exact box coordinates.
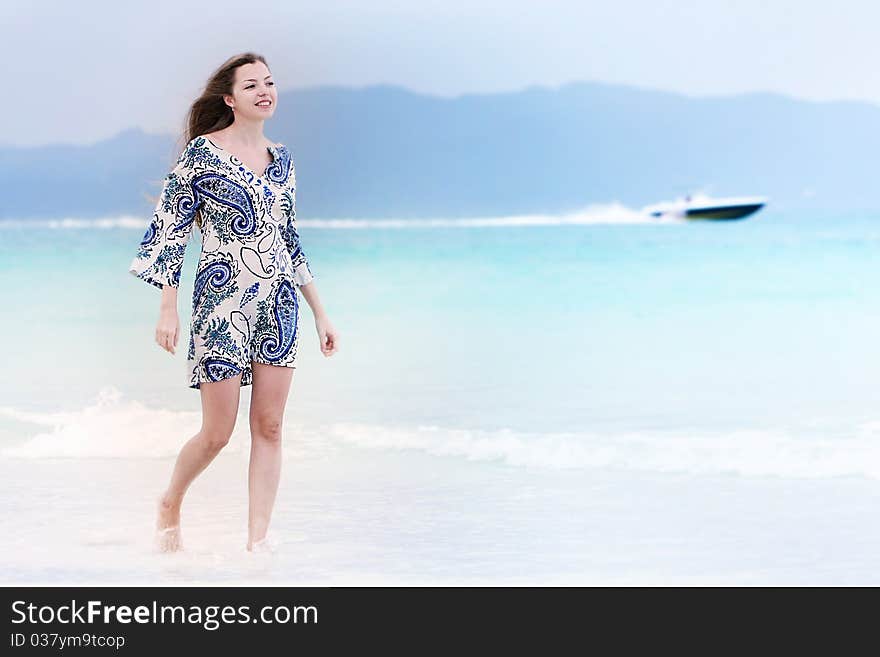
[128,134,315,389]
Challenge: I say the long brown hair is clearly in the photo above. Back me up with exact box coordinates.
[148,52,270,229]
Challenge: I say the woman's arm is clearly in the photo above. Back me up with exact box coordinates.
[298,281,338,357]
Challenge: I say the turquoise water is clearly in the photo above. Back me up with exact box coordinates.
[4,209,880,437]
[5,208,880,584]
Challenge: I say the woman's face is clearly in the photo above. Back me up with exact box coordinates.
[226,61,277,120]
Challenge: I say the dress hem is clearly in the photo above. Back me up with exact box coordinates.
[188,360,298,390]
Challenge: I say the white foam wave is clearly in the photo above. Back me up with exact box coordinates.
[0,215,150,230]
[0,387,206,459]
[0,387,329,460]
[9,391,877,479]
[295,203,675,228]
[0,204,678,230]
[325,421,880,480]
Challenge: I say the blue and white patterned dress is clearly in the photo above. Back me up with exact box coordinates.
[128,134,315,389]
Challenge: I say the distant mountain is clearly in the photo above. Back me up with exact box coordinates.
[2,81,879,220]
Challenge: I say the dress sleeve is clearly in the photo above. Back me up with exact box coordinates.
[128,140,202,289]
[281,160,315,287]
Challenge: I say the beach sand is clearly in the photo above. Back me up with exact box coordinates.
[3,435,880,586]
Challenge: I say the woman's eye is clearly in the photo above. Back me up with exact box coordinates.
[268,82,274,86]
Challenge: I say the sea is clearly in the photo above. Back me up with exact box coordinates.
[3,203,880,585]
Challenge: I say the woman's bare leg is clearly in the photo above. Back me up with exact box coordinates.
[247,361,294,550]
[156,373,242,550]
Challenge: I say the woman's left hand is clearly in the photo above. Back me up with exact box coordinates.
[315,315,339,357]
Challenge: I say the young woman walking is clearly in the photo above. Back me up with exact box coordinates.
[129,52,338,553]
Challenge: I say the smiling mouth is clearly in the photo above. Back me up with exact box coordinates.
[255,100,272,107]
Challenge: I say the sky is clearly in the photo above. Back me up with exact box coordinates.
[3,0,880,146]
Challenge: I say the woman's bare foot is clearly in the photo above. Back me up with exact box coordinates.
[246,535,276,553]
[155,494,182,552]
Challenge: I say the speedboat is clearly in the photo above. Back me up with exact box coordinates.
[643,195,767,221]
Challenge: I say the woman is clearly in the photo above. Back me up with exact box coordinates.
[128,53,339,553]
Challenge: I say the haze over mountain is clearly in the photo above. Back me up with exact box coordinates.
[2,81,878,221]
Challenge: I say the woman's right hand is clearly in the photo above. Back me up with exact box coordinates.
[156,295,180,354]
